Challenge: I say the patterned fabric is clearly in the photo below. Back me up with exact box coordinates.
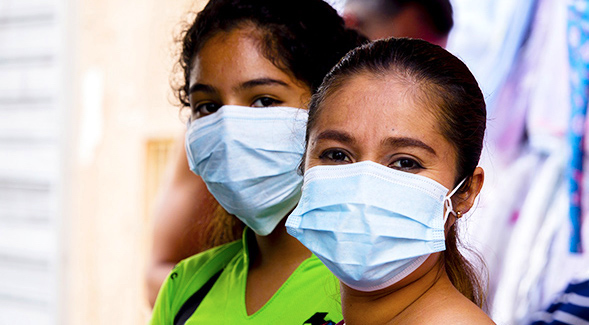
[567,0,589,253]
[529,278,589,324]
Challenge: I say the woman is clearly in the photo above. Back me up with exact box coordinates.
[150,0,365,323]
[286,38,495,324]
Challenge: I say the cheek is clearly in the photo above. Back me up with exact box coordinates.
[434,165,460,191]
[440,147,461,187]
[423,134,460,188]
[302,135,322,170]
[303,148,319,170]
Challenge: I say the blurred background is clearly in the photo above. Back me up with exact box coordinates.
[0,0,206,323]
[0,0,584,324]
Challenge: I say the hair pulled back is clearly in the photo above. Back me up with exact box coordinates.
[306,38,487,307]
[176,0,367,107]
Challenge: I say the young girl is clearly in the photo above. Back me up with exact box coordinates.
[150,0,365,323]
[287,38,495,324]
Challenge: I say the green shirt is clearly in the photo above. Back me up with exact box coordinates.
[151,229,342,324]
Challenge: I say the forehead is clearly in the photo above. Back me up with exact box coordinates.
[188,27,293,87]
[318,73,440,131]
[312,73,458,159]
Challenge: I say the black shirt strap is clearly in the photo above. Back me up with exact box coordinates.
[173,269,224,325]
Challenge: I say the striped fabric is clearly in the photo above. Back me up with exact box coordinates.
[529,279,589,325]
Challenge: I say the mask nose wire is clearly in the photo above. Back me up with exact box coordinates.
[442,178,467,224]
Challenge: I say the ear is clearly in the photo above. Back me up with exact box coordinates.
[453,167,484,215]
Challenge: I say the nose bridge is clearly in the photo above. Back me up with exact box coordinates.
[355,129,384,164]
[223,95,241,107]
[357,156,379,164]
[220,88,248,107]
[355,148,383,165]
[215,88,233,107]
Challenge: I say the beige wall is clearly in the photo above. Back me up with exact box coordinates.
[65,0,206,323]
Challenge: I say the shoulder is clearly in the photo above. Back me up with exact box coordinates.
[151,239,243,322]
[173,239,243,283]
[425,301,494,324]
[411,289,495,325]
[396,275,495,325]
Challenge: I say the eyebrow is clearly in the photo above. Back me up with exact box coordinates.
[314,130,357,145]
[188,78,290,96]
[188,83,215,95]
[235,78,290,91]
[383,137,437,156]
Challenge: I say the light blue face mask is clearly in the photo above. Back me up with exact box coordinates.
[286,161,465,292]
[186,105,308,236]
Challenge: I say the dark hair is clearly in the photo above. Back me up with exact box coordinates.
[306,38,487,307]
[175,0,367,107]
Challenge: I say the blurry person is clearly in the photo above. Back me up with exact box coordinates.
[343,0,453,46]
[149,0,366,322]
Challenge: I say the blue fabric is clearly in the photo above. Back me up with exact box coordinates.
[286,161,453,292]
[567,0,589,253]
[529,279,589,324]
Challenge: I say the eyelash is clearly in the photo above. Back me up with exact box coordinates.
[389,157,424,171]
[190,96,284,120]
[319,149,352,164]
[252,96,283,107]
[319,149,424,172]
[193,102,221,117]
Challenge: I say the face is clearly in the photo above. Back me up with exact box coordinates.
[305,73,459,192]
[188,26,312,120]
[306,72,484,294]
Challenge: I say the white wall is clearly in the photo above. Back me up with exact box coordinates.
[0,0,69,324]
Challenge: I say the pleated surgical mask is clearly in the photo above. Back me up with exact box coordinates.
[186,105,308,236]
[286,161,465,291]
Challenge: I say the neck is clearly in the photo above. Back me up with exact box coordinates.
[340,253,448,324]
[249,218,311,270]
[244,217,313,315]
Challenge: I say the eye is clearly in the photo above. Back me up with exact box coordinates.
[390,157,423,171]
[319,149,352,164]
[252,97,282,107]
[192,102,221,119]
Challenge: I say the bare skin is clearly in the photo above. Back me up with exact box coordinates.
[304,73,493,324]
[187,26,310,119]
[245,218,312,314]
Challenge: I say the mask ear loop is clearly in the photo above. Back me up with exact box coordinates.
[443,178,467,224]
